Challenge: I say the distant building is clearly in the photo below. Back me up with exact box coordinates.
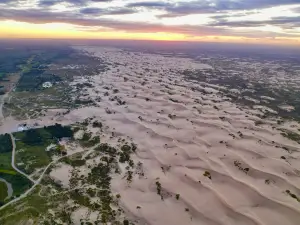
[42,82,53,88]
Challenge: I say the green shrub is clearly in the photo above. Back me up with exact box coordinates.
[203,171,211,179]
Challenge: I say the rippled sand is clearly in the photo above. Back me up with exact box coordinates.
[61,46,300,225]
[2,46,295,225]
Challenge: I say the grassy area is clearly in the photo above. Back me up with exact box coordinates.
[0,157,32,202]
[0,186,55,224]
[0,169,16,175]
[15,140,53,174]
[14,124,73,174]
[0,134,15,174]
[0,152,13,171]
[0,133,33,203]
[0,134,12,154]
[0,181,8,202]
[0,118,136,224]
[0,173,32,201]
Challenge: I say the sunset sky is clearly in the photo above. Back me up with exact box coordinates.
[0,0,300,45]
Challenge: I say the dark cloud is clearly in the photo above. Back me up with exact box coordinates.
[80,7,136,15]
[80,7,102,14]
[38,0,59,7]
[127,1,171,8]
[39,0,84,6]
[0,0,15,3]
[127,0,300,18]
[211,16,300,29]
[211,11,256,20]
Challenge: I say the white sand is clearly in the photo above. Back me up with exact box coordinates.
[279,105,295,112]
[66,46,300,225]
[49,163,73,188]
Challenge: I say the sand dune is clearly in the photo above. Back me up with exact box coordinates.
[3,46,299,224]
[51,46,300,225]
[52,46,300,225]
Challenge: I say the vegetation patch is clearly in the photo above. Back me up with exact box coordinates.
[14,124,73,174]
[0,152,13,173]
[0,134,14,175]
[62,156,86,167]
[203,171,212,179]
[0,173,32,202]
[286,190,300,202]
[279,129,300,143]
[0,169,17,175]
[0,132,33,203]
[0,181,8,203]
[79,132,100,147]
[234,161,250,174]
[155,181,162,199]
[0,134,12,154]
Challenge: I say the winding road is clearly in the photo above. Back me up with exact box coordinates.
[9,134,36,184]
[0,137,86,211]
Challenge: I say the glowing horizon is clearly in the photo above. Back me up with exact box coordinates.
[0,1,300,46]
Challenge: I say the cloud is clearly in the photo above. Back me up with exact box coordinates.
[39,0,111,7]
[38,0,59,7]
[80,7,102,14]
[80,7,136,15]
[210,16,300,29]
[0,7,230,35]
[0,0,27,6]
[0,0,15,3]
[1,7,298,39]
[0,0,299,40]
[127,1,171,8]
[127,0,300,18]
[292,6,300,13]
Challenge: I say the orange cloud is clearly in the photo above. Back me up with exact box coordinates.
[0,20,299,46]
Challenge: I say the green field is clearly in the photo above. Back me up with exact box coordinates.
[0,181,8,202]
[0,169,16,175]
[0,134,14,174]
[0,152,13,171]
[15,141,52,175]
[0,134,12,154]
